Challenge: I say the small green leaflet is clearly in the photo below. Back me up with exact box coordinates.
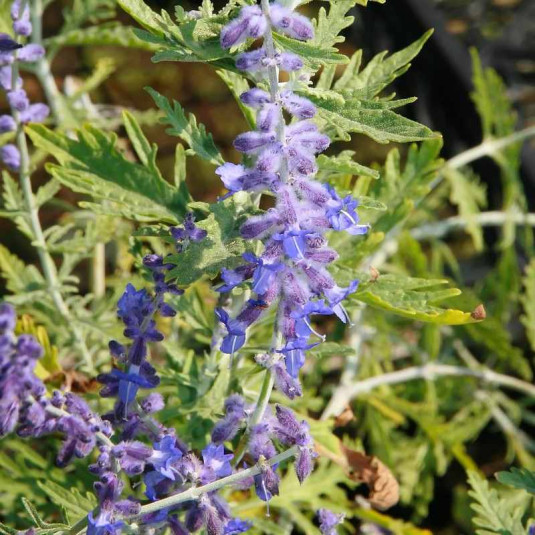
[26,122,188,223]
[496,468,535,494]
[467,471,525,535]
[317,153,379,179]
[44,23,158,51]
[147,87,223,166]
[300,87,437,144]
[273,33,347,69]
[166,200,250,285]
[334,31,433,98]
[37,480,96,523]
[340,271,480,325]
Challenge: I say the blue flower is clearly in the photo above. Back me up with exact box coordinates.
[317,509,345,535]
[224,518,252,534]
[215,308,247,354]
[242,253,284,295]
[149,435,183,480]
[325,280,359,324]
[202,443,233,482]
[87,512,123,535]
[291,300,332,339]
[279,338,320,378]
[325,185,369,235]
[273,229,313,260]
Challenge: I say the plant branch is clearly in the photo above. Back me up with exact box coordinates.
[9,47,93,371]
[364,126,535,270]
[68,446,298,534]
[331,364,535,412]
[30,0,67,124]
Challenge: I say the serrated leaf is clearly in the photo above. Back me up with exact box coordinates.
[317,152,379,179]
[496,468,535,494]
[147,87,223,166]
[37,481,96,523]
[45,23,158,50]
[303,89,436,144]
[0,244,45,296]
[311,0,357,48]
[347,273,479,325]
[216,69,255,129]
[35,180,61,208]
[26,123,188,223]
[335,31,433,98]
[309,342,355,358]
[166,200,250,285]
[116,0,166,36]
[467,471,525,535]
[273,33,348,69]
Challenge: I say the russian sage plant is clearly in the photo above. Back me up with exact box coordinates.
[1,0,535,534]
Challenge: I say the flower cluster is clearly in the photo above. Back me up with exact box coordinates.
[0,303,111,466]
[215,2,368,397]
[0,0,49,170]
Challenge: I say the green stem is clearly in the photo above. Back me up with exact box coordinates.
[30,0,66,124]
[337,363,535,401]
[232,368,275,467]
[139,446,297,516]
[69,446,298,535]
[10,47,93,371]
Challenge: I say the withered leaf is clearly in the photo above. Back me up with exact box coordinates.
[315,440,399,511]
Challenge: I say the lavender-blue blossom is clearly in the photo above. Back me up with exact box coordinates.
[215,1,368,402]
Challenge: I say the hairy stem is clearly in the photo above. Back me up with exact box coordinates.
[260,0,288,182]
[232,328,281,467]
[10,52,93,371]
[69,446,298,534]
[30,0,67,124]
[334,363,535,403]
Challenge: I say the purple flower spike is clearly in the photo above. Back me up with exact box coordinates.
[326,185,369,235]
[0,114,16,132]
[150,435,183,480]
[280,338,319,378]
[317,509,345,535]
[234,131,276,154]
[1,144,20,170]
[0,302,16,332]
[269,3,314,41]
[87,511,123,535]
[279,52,303,72]
[291,300,332,339]
[202,443,233,481]
[19,102,49,123]
[215,308,247,355]
[325,280,359,324]
[224,518,252,534]
[236,47,267,72]
[220,5,266,49]
[7,89,28,111]
[281,90,316,119]
[17,44,45,62]
[272,361,302,399]
[242,252,284,295]
[240,88,271,107]
[273,229,312,260]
